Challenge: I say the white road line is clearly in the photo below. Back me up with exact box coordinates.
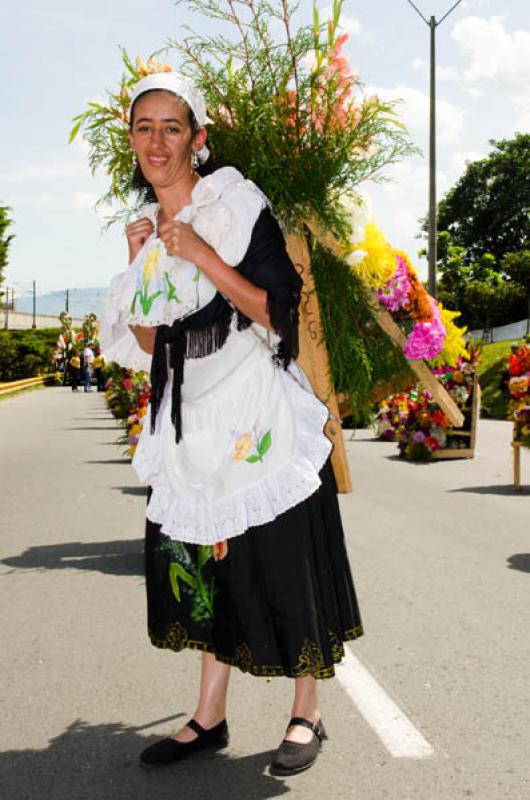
[335,645,434,759]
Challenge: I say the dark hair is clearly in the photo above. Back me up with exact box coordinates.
[129,89,218,202]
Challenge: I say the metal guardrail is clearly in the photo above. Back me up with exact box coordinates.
[0,376,49,396]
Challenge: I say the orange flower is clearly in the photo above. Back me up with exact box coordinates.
[233,433,253,461]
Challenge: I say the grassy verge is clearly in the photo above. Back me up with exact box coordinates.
[477,339,526,419]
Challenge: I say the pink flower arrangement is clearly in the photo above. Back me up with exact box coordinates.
[403,300,446,361]
[378,255,411,312]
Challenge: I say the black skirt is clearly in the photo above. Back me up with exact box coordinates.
[144,457,363,680]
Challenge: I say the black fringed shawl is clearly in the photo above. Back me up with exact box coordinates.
[150,207,302,442]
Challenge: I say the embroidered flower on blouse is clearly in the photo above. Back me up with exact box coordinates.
[130,244,164,316]
[232,430,272,463]
[233,433,253,461]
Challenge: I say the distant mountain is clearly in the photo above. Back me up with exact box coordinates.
[15,287,107,320]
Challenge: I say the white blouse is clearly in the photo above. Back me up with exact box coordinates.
[99,167,268,371]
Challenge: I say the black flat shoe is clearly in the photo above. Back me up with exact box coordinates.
[140,718,229,767]
[269,717,327,777]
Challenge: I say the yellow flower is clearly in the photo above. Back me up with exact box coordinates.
[129,423,142,436]
[142,246,161,285]
[430,303,469,368]
[138,406,147,418]
[233,433,253,461]
[346,222,396,290]
[136,56,173,76]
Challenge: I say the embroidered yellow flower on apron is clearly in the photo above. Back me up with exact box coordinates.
[233,430,272,463]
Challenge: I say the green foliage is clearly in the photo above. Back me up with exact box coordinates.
[502,250,530,299]
[71,0,415,234]
[436,231,529,328]
[0,204,15,299]
[436,134,530,263]
[69,49,141,210]
[476,340,527,420]
[460,280,526,329]
[0,329,59,381]
[166,0,415,236]
[310,241,414,424]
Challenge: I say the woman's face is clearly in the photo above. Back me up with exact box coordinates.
[129,91,206,189]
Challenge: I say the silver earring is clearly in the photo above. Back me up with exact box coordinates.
[191,151,199,169]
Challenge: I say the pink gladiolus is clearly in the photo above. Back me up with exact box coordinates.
[122,378,134,391]
[403,299,446,360]
[128,434,139,446]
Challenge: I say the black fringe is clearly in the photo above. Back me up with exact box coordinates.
[266,285,301,370]
[150,310,233,443]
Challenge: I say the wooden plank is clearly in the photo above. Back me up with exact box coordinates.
[469,376,481,452]
[304,216,465,429]
[285,231,353,494]
[512,424,522,491]
[432,448,474,460]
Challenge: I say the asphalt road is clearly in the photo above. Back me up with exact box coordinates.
[1,387,529,800]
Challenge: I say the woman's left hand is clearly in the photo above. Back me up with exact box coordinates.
[158,221,212,266]
[213,539,228,561]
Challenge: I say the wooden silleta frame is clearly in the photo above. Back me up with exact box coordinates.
[284,222,465,493]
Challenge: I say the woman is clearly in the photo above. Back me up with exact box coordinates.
[100,72,363,776]
[69,348,81,392]
[92,347,106,392]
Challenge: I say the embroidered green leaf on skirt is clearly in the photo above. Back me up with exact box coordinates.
[165,540,215,624]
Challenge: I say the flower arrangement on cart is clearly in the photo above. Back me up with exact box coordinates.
[508,343,530,448]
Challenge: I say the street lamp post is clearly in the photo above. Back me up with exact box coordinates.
[406,0,464,297]
[32,280,37,329]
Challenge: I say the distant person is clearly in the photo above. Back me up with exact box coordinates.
[83,343,94,392]
[69,349,81,392]
[92,347,106,392]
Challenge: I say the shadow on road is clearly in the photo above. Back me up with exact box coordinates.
[448,485,529,495]
[1,539,144,576]
[0,718,288,800]
[507,554,530,573]
[113,486,149,496]
[63,426,118,431]
[85,459,130,465]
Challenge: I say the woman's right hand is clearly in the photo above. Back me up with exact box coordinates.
[126,217,154,264]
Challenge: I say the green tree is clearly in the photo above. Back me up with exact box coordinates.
[502,250,530,296]
[436,134,530,263]
[0,204,15,301]
[461,280,526,329]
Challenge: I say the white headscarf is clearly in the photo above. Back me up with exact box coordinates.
[130,72,213,163]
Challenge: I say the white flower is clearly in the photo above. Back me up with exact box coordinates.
[339,192,372,244]
[346,249,367,266]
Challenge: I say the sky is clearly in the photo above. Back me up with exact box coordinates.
[1,0,529,304]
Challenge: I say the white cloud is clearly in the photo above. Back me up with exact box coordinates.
[411,57,458,81]
[452,16,530,88]
[447,149,485,183]
[451,16,530,130]
[340,13,362,37]
[365,159,437,278]
[368,84,466,145]
[411,57,426,71]
[71,192,99,211]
